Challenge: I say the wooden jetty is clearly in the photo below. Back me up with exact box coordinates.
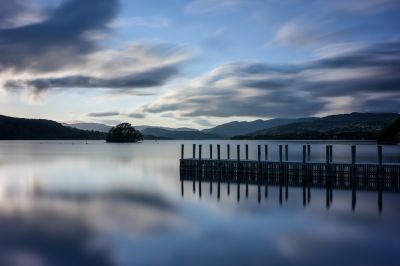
[180,144,400,192]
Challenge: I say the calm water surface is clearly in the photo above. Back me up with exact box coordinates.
[0,140,399,266]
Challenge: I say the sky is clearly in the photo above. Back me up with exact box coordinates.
[0,0,399,128]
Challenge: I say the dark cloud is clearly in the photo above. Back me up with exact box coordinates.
[0,0,119,72]
[88,112,120,117]
[127,113,146,119]
[144,42,400,118]
[5,65,179,93]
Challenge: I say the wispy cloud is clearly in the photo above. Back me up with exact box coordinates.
[87,111,146,119]
[3,42,192,96]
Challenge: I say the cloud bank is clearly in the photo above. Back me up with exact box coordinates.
[143,42,400,118]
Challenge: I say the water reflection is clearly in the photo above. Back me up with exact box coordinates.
[181,179,386,213]
[0,140,400,266]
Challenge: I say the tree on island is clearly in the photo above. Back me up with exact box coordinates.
[106,123,143,143]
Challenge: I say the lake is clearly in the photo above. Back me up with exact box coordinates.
[0,140,399,266]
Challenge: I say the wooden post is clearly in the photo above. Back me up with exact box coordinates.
[210,144,213,159]
[307,144,311,162]
[329,145,333,162]
[351,145,356,183]
[326,145,330,164]
[217,144,221,160]
[377,145,383,194]
[237,145,240,161]
[279,145,283,162]
[227,145,230,194]
[378,145,382,166]
[199,144,202,160]
[245,144,249,160]
[181,144,184,159]
[258,145,261,161]
[302,145,306,164]
[285,144,288,161]
[193,144,196,158]
[265,144,268,161]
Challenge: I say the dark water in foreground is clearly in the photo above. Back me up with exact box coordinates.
[0,140,399,266]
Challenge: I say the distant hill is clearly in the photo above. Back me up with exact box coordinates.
[134,125,197,132]
[378,118,400,144]
[203,118,317,138]
[63,122,112,132]
[2,112,398,141]
[233,113,400,140]
[141,127,221,140]
[0,115,106,140]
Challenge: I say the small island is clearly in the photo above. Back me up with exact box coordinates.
[106,123,143,143]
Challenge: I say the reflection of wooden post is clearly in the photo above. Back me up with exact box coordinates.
[285,145,288,161]
[181,144,184,159]
[245,144,249,160]
[279,145,283,162]
[351,145,356,190]
[265,144,268,161]
[210,144,213,159]
[193,144,196,158]
[258,145,261,161]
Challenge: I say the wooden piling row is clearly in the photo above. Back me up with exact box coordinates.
[180,143,400,192]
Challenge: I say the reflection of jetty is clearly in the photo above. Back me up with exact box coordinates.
[179,144,400,211]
